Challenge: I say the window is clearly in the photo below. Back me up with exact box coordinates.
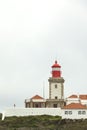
[55,96,58,99]
[78,111,86,115]
[53,104,57,108]
[78,111,81,115]
[82,111,86,115]
[65,111,68,115]
[69,111,72,115]
[65,111,72,115]
[35,104,39,108]
[55,84,57,88]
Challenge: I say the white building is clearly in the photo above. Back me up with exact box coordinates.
[62,103,87,119]
[25,95,46,108]
[66,94,87,106]
[66,95,80,105]
[79,95,87,105]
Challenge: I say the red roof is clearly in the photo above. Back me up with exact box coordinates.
[52,60,61,68]
[79,95,87,100]
[68,94,87,100]
[31,95,44,100]
[63,103,86,109]
[68,95,78,98]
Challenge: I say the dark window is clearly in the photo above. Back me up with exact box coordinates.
[55,96,58,99]
[35,104,39,108]
[55,84,57,88]
[78,111,86,115]
[69,111,72,115]
[78,111,81,115]
[82,111,86,115]
[65,111,72,115]
[53,104,57,108]
[65,111,68,114]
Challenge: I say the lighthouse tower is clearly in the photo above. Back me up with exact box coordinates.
[47,60,65,108]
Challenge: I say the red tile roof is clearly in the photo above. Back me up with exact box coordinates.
[68,94,87,100]
[31,95,44,100]
[79,95,87,100]
[63,103,86,109]
[68,95,78,98]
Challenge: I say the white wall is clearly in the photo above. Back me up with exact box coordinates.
[2,107,87,120]
[62,109,87,119]
[66,98,80,105]
[80,100,87,105]
[50,83,61,99]
[66,98,87,106]
[2,107,61,120]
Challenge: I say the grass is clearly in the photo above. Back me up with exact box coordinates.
[0,114,87,130]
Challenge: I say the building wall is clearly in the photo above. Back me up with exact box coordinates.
[49,83,62,99]
[80,100,87,105]
[2,107,87,120]
[66,98,87,106]
[48,77,64,100]
[46,100,64,108]
[66,98,80,105]
[25,102,46,108]
[62,109,87,119]
[2,108,61,120]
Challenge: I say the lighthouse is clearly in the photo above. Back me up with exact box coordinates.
[47,60,65,108]
[25,60,65,108]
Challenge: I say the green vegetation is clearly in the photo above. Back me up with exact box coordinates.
[0,114,87,130]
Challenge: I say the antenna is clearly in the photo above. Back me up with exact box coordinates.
[43,81,45,98]
[55,55,57,62]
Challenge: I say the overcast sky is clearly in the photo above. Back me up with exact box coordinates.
[0,0,87,111]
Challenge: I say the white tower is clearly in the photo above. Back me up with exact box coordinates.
[48,60,65,101]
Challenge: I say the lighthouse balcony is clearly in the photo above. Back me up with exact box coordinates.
[46,99,64,102]
[48,77,65,83]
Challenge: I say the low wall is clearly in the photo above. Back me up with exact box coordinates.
[3,107,87,120]
[2,107,61,120]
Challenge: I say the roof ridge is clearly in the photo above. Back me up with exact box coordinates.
[31,94,44,99]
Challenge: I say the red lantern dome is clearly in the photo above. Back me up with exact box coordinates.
[51,60,61,78]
